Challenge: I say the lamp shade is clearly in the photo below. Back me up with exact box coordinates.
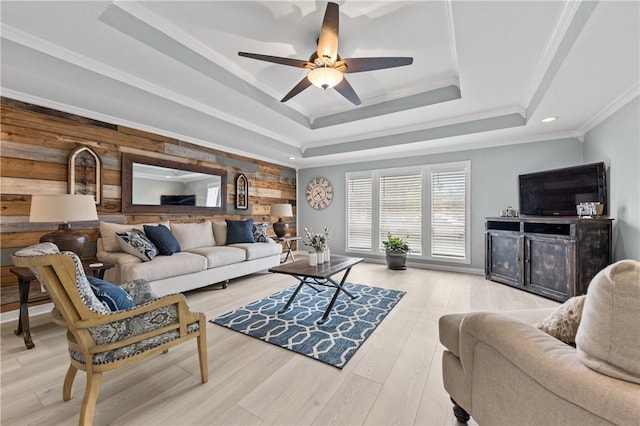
[29,195,98,257]
[270,204,293,218]
[30,194,99,223]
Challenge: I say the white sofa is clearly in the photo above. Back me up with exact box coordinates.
[96,220,282,296]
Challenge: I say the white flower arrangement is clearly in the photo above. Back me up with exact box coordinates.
[302,227,330,251]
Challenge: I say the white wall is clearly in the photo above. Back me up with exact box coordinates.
[583,96,640,261]
[298,137,584,272]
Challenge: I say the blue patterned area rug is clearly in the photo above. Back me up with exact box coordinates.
[211,283,405,368]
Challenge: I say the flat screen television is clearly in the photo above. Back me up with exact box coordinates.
[519,162,607,216]
[160,194,196,206]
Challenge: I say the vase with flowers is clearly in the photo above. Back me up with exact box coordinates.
[303,227,330,264]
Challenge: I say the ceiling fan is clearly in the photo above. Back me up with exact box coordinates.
[238,2,413,106]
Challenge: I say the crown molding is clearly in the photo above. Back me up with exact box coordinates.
[578,82,640,134]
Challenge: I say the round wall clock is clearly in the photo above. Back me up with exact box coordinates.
[306,177,334,210]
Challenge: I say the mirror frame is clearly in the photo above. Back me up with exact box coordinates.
[121,153,227,214]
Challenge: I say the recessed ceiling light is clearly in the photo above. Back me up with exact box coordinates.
[288,156,296,160]
[542,116,558,123]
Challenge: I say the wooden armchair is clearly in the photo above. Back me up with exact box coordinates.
[12,243,208,426]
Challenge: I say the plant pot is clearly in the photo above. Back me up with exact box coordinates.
[385,251,407,270]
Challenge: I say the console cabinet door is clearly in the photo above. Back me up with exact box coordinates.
[486,231,523,287]
[524,235,576,301]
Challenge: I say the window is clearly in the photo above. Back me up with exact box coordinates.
[347,177,372,250]
[346,161,470,263]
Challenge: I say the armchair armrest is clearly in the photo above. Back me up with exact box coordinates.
[458,312,640,424]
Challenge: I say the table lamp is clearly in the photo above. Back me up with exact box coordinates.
[29,194,99,258]
[270,203,293,238]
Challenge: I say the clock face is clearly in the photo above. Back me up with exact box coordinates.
[306,177,334,210]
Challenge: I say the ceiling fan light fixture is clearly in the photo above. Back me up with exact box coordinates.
[308,66,343,89]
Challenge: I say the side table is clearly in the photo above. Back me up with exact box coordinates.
[274,236,302,263]
[9,260,114,350]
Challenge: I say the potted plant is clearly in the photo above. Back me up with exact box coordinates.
[382,232,411,270]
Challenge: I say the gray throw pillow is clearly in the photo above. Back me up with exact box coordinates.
[252,222,269,243]
[536,295,586,344]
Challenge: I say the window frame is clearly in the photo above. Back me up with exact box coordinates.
[345,161,471,264]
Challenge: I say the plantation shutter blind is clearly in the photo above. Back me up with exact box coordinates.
[347,177,373,250]
[379,173,422,255]
[431,170,466,258]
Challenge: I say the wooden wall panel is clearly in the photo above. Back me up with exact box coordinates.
[0,97,297,312]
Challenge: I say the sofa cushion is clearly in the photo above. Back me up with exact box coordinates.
[87,276,135,311]
[226,219,255,244]
[575,260,640,384]
[537,295,586,344]
[100,221,169,252]
[122,252,207,282]
[212,221,227,246]
[170,221,216,250]
[229,242,282,260]
[116,229,158,261]
[186,246,246,268]
[143,224,181,255]
[252,222,269,243]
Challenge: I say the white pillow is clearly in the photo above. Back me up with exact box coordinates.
[170,221,215,251]
[212,221,227,246]
[575,260,640,384]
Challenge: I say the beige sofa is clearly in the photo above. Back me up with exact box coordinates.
[96,220,282,296]
[439,260,640,425]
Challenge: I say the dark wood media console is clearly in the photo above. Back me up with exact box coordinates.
[485,216,613,302]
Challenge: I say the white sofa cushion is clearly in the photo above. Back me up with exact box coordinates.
[187,246,246,268]
[576,259,640,384]
[171,221,215,250]
[121,252,207,282]
[100,220,169,252]
[230,242,282,260]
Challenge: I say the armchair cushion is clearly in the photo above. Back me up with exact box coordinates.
[87,276,135,312]
[576,259,640,384]
[536,295,586,344]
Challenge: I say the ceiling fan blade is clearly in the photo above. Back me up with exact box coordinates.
[238,52,313,69]
[334,77,361,105]
[281,77,313,102]
[340,57,414,73]
[317,2,339,63]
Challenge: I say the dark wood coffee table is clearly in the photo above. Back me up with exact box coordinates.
[268,255,363,324]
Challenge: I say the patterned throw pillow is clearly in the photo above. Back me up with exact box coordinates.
[252,222,269,243]
[87,276,135,311]
[536,295,586,344]
[116,229,158,261]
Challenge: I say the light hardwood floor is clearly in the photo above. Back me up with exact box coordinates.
[1,261,559,425]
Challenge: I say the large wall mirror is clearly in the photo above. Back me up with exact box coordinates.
[122,153,227,214]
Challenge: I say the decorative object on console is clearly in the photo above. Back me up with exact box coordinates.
[235,173,249,210]
[29,194,99,258]
[271,203,293,238]
[382,232,411,270]
[68,146,102,205]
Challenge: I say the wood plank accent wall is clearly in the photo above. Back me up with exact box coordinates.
[0,98,297,313]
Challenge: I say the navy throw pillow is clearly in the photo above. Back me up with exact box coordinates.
[87,276,135,312]
[226,219,255,244]
[143,224,181,255]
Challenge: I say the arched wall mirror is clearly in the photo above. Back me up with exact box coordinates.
[121,153,227,214]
